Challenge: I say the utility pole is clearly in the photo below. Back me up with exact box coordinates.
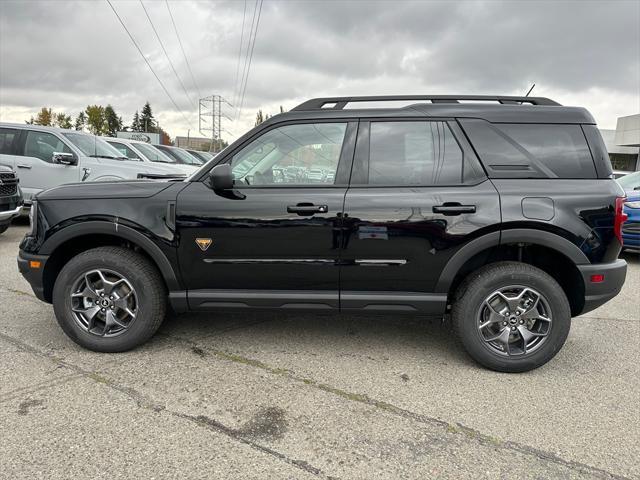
[199,94,232,153]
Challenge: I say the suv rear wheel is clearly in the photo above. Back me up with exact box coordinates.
[52,246,166,352]
[452,261,571,372]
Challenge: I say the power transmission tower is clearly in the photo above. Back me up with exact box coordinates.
[199,95,232,153]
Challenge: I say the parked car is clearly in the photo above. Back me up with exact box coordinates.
[616,170,640,251]
[186,149,215,163]
[0,123,185,203]
[103,137,198,175]
[17,95,627,373]
[154,144,204,167]
[0,165,23,235]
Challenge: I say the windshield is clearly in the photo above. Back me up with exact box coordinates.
[159,146,203,166]
[617,171,640,190]
[135,143,176,163]
[63,133,125,159]
[188,150,213,162]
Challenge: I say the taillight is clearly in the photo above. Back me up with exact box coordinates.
[614,197,628,244]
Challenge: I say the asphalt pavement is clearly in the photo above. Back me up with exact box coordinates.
[1,224,638,479]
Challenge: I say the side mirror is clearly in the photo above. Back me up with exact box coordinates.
[52,152,77,166]
[207,164,234,190]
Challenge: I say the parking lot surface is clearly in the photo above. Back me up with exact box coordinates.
[1,224,638,479]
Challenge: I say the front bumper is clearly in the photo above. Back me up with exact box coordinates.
[578,259,627,315]
[17,250,49,302]
[0,205,23,222]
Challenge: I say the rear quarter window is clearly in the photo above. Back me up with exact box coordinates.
[461,120,597,179]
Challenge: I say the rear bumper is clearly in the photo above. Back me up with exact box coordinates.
[17,250,49,302]
[577,259,627,315]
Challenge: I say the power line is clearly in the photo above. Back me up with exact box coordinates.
[165,0,202,99]
[236,0,263,121]
[106,0,195,131]
[139,0,197,110]
[232,0,248,110]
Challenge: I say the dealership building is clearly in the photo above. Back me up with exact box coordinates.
[600,113,640,172]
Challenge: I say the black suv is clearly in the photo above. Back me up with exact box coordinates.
[17,96,628,372]
[0,165,22,235]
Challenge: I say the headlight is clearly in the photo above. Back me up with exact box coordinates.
[28,201,37,237]
[624,201,640,209]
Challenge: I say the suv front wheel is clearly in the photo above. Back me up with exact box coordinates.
[452,262,571,372]
[52,246,166,352]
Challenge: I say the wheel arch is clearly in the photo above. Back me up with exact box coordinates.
[40,221,180,302]
[437,229,588,316]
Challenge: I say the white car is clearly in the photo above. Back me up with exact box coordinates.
[0,123,185,203]
[103,137,198,175]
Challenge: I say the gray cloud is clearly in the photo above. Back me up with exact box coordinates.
[1,0,638,138]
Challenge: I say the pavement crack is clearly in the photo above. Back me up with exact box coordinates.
[191,343,630,480]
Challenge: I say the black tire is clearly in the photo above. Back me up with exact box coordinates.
[52,246,166,352]
[452,261,571,373]
[0,223,9,235]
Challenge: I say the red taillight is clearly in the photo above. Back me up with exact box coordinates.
[590,274,605,283]
[614,197,628,244]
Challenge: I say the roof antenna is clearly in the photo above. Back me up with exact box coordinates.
[524,83,535,97]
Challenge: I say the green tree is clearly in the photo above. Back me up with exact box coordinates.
[28,107,54,126]
[140,102,156,133]
[54,113,73,129]
[131,111,141,132]
[85,105,107,135]
[75,111,87,131]
[104,105,123,137]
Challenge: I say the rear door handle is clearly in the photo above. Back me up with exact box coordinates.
[433,203,476,216]
[287,204,329,216]
[17,164,32,169]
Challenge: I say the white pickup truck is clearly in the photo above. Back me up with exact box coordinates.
[0,123,186,203]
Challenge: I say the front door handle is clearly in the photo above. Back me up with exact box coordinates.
[287,204,329,216]
[17,164,32,169]
[433,203,476,216]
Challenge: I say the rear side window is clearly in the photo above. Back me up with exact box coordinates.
[461,120,597,178]
[0,128,21,155]
[368,121,464,185]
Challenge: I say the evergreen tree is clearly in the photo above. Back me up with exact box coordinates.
[75,111,87,131]
[104,105,123,137]
[140,102,156,133]
[131,111,141,132]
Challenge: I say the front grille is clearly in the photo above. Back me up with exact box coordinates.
[622,222,640,234]
[0,172,18,197]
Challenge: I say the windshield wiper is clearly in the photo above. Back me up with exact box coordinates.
[88,154,119,159]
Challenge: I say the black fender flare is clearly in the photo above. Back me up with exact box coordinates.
[40,221,181,291]
[434,228,589,293]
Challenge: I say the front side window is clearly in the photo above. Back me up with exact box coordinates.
[231,122,347,185]
[24,131,73,163]
[368,121,463,185]
[107,141,141,161]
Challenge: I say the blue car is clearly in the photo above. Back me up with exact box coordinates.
[617,171,640,251]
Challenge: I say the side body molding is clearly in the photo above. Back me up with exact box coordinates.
[39,221,181,291]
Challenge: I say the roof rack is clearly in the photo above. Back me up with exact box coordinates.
[292,95,561,111]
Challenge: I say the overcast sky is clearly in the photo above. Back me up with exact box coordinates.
[1,0,638,141]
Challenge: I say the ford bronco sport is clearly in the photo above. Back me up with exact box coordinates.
[17,95,628,372]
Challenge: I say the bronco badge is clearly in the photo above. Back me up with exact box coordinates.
[195,238,212,251]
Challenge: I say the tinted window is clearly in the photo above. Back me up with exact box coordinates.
[368,121,463,185]
[462,120,597,178]
[0,128,21,155]
[24,131,73,163]
[231,123,347,185]
[107,141,141,161]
